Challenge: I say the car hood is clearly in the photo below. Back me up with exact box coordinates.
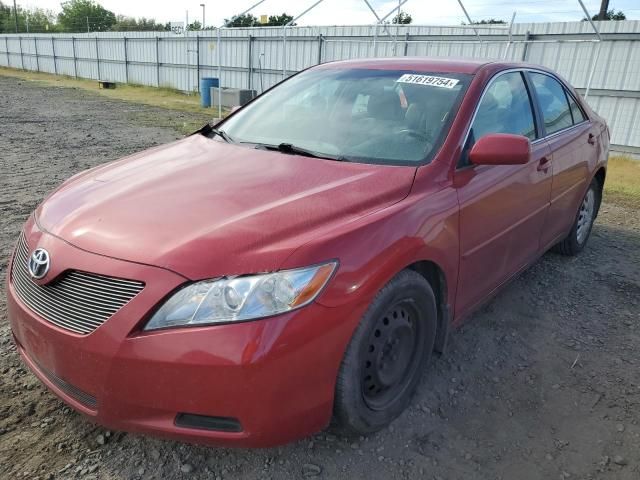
[36,134,415,279]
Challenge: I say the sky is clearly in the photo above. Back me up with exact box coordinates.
[17,0,640,26]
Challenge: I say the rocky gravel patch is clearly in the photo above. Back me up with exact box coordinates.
[1,74,639,479]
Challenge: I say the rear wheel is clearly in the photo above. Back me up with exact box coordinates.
[333,270,437,435]
[553,178,601,256]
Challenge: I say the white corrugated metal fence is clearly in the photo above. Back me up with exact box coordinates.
[1,20,639,153]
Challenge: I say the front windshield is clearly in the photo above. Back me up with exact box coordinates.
[220,68,471,165]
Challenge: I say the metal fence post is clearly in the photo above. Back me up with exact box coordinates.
[373,24,378,57]
[248,35,253,90]
[196,35,200,92]
[404,32,409,56]
[18,36,24,70]
[4,37,9,67]
[33,37,40,72]
[585,41,602,100]
[521,30,530,61]
[317,33,323,64]
[123,36,128,83]
[156,37,160,87]
[51,36,57,74]
[95,36,101,80]
[502,11,517,60]
[217,27,222,119]
[282,25,287,79]
[72,36,77,78]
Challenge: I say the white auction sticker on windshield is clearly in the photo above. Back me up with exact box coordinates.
[396,74,459,89]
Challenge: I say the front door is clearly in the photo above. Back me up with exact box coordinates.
[454,71,553,319]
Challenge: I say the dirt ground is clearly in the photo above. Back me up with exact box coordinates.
[1,74,639,480]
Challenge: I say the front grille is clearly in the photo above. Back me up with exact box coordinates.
[35,358,98,410]
[11,233,144,335]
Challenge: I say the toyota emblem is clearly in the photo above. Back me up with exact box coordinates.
[28,248,51,280]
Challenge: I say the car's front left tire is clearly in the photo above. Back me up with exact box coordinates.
[333,269,437,435]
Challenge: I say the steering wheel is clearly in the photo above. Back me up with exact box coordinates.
[397,128,431,142]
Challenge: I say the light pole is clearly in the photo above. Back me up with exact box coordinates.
[598,0,609,20]
[13,0,18,32]
[200,3,206,29]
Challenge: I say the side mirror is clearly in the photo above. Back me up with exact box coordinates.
[469,133,531,166]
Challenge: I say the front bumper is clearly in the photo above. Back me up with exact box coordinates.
[6,223,366,447]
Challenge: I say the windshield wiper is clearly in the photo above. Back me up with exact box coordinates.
[210,128,234,143]
[255,142,346,161]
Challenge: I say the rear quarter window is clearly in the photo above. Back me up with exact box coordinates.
[567,92,587,124]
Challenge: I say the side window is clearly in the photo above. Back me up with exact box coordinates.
[470,72,536,143]
[566,91,587,124]
[461,72,536,166]
[529,73,573,135]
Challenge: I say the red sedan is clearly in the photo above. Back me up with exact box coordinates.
[6,58,608,447]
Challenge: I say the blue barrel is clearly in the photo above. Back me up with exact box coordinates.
[200,77,219,107]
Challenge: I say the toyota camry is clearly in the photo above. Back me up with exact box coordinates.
[6,58,609,447]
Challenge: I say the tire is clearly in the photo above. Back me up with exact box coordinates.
[553,178,601,256]
[333,270,437,435]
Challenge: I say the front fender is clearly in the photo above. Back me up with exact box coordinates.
[281,185,460,313]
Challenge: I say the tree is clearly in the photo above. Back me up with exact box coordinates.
[0,1,16,32]
[591,9,626,20]
[137,17,169,31]
[58,0,116,32]
[112,15,168,31]
[224,13,260,27]
[187,20,202,31]
[392,12,412,24]
[467,18,506,24]
[24,8,59,32]
[266,13,295,26]
[0,2,58,33]
[224,12,295,27]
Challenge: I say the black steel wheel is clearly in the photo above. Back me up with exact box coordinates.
[361,301,424,411]
[333,270,437,435]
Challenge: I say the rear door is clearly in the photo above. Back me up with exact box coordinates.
[526,71,597,249]
[455,70,553,318]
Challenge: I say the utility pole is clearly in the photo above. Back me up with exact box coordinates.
[597,0,609,20]
[186,10,189,30]
[87,16,90,32]
[13,0,18,33]
[200,3,206,29]
[25,14,29,33]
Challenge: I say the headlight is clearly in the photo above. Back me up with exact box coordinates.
[144,262,337,330]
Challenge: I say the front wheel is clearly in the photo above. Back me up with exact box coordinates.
[333,270,437,435]
[553,178,601,256]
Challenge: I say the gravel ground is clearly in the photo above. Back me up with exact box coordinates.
[1,74,639,480]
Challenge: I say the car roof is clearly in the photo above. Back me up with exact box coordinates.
[318,57,495,74]
[317,58,548,76]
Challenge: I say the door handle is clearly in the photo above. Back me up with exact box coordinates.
[588,133,596,145]
[537,157,552,172]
